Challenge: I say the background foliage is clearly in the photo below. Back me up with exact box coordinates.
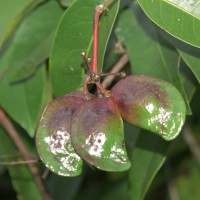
[0,0,200,199]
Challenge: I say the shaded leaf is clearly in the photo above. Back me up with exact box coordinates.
[50,0,120,97]
[128,131,170,200]
[46,173,84,200]
[137,0,200,48]
[0,65,50,137]
[0,127,42,200]
[71,97,131,171]
[115,5,192,114]
[2,1,63,82]
[59,0,75,7]
[0,0,44,48]
[160,30,200,83]
[175,159,200,200]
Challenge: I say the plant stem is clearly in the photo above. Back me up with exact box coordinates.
[0,159,39,165]
[92,6,102,74]
[102,54,128,88]
[0,109,52,200]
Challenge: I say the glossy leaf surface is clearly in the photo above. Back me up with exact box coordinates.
[137,0,200,48]
[36,92,91,176]
[111,75,186,141]
[50,0,120,97]
[71,97,131,171]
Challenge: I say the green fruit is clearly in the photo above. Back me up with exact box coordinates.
[111,75,186,141]
[71,97,131,171]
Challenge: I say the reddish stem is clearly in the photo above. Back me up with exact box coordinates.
[92,6,103,74]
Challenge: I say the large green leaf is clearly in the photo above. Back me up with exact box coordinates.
[0,0,44,48]
[0,65,50,137]
[0,127,43,200]
[159,30,200,83]
[137,0,200,48]
[128,131,170,200]
[1,1,63,82]
[50,0,120,97]
[174,159,200,200]
[115,4,192,114]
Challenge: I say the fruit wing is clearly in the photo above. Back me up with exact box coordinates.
[71,97,131,171]
[36,95,84,176]
[111,75,186,141]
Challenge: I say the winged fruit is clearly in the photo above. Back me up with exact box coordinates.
[111,75,186,141]
[71,96,131,171]
[36,91,93,176]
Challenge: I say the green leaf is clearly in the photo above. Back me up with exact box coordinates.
[159,31,200,83]
[0,65,50,137]
[175,159,200,200]
[0,0,44,48]
[137,0,200,48]
[50,0,120,97]
[2,1,63,82]
[0,127,43,200]
[71,97,131,171]
[128,131,170,200]
[115,4,192,114]
[47,173,83,200]
[59,0,75,7]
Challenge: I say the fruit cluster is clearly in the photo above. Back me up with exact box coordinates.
[36,74,186,177]
[35,1,186,177]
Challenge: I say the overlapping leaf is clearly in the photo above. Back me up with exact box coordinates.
[0,127,43,200]
[115,4,192,114]
[50,0,120,97]
[137,0,200,48]
[0,0,44,48]
[0,1,63,82]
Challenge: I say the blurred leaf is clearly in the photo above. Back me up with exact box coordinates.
[50,0,120,97]
[115,4,192,114]
[101,182,130,200]
[0,127,42,200]
[0,0,44,48]
[137,0,200,48]
[128,131,170,200]
[46,173,83,200]
[0,65,50,137]
[59,0,74,7]
[1,1,63,82]
[175,160,200,200]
